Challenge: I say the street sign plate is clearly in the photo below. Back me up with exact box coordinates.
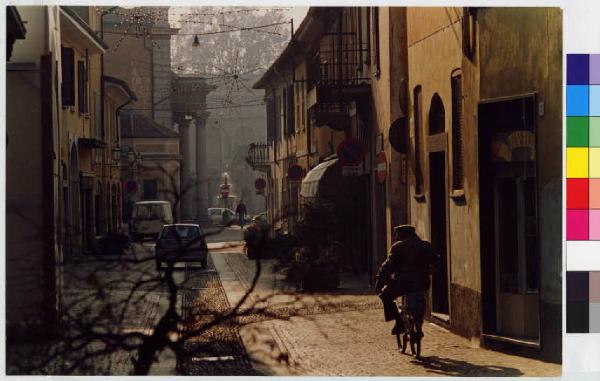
[342,164,363,176]
[337,138,365,166]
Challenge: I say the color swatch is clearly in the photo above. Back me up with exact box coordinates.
[567,54,600,240]
[566,271,600,333]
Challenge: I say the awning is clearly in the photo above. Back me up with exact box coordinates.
[300,159,338,198]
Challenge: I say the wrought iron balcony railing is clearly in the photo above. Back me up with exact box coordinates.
[246,142,270,172]
[307,43,371,89]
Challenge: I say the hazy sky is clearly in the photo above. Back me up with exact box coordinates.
[286,6,308,27]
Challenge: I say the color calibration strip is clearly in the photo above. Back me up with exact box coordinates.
[566,54,600,240]
[567,271,600,333]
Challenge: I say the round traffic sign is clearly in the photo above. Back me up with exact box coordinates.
[124,180,138,194]
[254,178,266,190]
[375,151,387,183]
[337,138,365,166]
[287,164,304,181]
[389,117,408,154]
[220,183,230,197]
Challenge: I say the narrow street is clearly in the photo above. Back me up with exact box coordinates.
[185,228,561,377]
[6,226,561,376]
[7,5,566,375]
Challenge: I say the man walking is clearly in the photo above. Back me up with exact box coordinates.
[375,225,438,335]
[235,200,247,227]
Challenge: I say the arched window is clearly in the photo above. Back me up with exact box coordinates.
[429,93,445,135]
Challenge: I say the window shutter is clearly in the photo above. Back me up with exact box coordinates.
[274,95,281,141]
[287,84,295,136]
[77,61,87,114]
[451,73,464,190]
[266,96,275,142]
[413,86,424,195]
[61,46,75,106]
[372,7,380,76]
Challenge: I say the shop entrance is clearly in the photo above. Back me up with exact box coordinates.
[479,95,540,341]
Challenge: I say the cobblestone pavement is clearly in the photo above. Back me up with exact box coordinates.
[213,249,562,377]
[7,242,183,375]
[179,255,259,375]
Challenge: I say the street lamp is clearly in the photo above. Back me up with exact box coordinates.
[124,147,142,170]
[111,145,121,166]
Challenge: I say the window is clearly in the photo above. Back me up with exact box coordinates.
[413,86,424,196]
[143,179,158,199]
[274,95,281,141]
[462,8,476,60]
[371,7,380,76]
[266,94,275,142]
[77,61,88,114]
[451,72,464,190]
[160,225,200,240]
[428,94,445,135]
[301,82,306,128]
[61,46,75,106]
[286,84,295,136]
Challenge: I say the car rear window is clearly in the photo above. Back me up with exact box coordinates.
[161,226,200,239]
[134,204,165,220]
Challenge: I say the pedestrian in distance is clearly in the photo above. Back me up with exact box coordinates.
[235,200,247,228]
[375,225,438,336]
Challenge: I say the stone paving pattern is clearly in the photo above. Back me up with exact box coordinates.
[213,249,562,377]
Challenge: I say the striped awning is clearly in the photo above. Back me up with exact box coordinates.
[300,159,338,198]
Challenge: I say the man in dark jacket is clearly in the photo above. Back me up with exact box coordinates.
[235,200,247,227]
[375,225,438,335]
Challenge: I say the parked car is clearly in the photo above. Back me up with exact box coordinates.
[250,212,269,231]
[207,207,235,226]
[155,224,208,270]
[130,201,173,241]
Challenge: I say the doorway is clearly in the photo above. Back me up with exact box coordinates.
[430,151,449,316]
[478,95,540,341]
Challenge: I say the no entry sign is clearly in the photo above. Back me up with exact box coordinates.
[220,183,230,198]
[376,151,387,183]
[254,178,266,190]
[124,180,138,194]
[337,138,365,166]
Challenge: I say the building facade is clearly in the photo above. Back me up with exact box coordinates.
[120,111,182,220]
[6,5,60,336]
[255,6,562,362]
[405,7,562,361]
[6,5,135,336]
[103,7,182,218]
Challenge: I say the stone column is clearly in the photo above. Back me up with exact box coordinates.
[196,117,209,220]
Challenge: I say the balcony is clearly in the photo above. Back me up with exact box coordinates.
[246,142,270,172]
[306,44,371,110]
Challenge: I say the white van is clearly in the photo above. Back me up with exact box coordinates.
[130,201,173,241]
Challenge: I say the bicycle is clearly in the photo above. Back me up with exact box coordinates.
[394,294,425,359]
